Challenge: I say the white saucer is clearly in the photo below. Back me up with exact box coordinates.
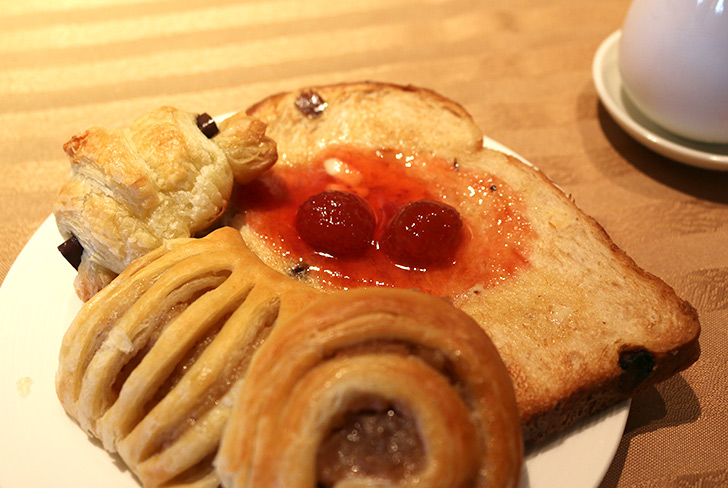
[592,31,728,171]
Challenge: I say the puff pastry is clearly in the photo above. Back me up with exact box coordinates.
[216,287,523,488]
[53,106,277,301]
[56,227,317,488]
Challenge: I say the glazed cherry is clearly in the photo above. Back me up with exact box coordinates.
[383,199,463,268]
[295,190,376,257]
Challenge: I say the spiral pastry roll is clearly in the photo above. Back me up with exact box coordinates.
[53,106,277,301]
[216,288,523,488]
[56,227,317,488]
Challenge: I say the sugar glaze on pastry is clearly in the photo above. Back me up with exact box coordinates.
[56,227,317,488]
[216,287,523,488]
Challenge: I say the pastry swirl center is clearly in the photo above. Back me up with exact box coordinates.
[316,398,424,486]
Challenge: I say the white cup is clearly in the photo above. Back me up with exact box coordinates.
[618,0,728,144]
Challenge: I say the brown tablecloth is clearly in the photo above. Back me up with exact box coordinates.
[1,1,726,486]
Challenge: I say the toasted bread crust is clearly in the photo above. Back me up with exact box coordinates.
[238,81,700,442]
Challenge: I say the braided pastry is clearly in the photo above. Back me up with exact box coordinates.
[53,106,277,301]
[56,227,318,488]
[216,287,523,488]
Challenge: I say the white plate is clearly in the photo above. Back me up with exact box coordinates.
[0,215,629,488]
[593,30,728,171]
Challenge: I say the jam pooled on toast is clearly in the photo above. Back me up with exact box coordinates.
[233,145,535,301]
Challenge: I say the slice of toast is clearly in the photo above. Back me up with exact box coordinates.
[230,81,700,443]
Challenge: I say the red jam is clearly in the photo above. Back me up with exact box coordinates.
[233,145,534,301]
[382,199,463,268]
[295,190,376,257]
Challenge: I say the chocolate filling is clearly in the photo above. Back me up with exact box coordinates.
[317,401,424,486]
[58,235,83,270]
[196,113,219,138]
[295,90,327,119]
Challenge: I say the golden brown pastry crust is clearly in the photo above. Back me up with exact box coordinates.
[56,227,318,488]
[216,287,523,488]
[53,106,277,301]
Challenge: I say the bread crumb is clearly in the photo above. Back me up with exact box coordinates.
[467,283,486,295]
[16,376,33,398]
